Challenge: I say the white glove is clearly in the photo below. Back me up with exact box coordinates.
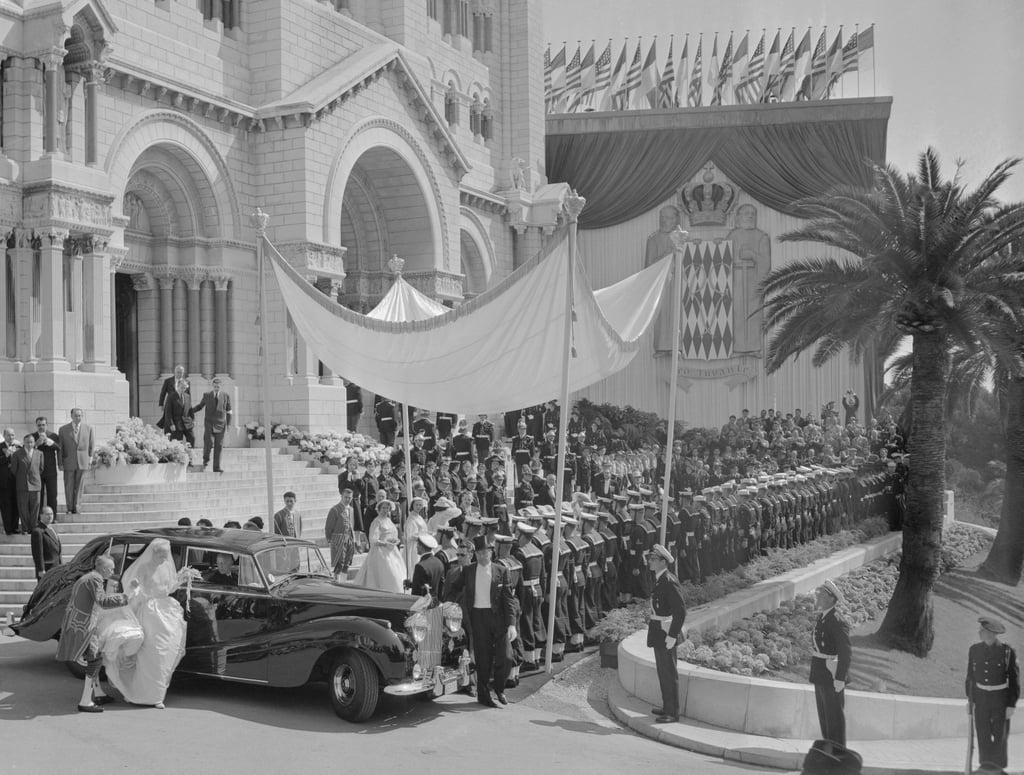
[1008,707,1016,719]
[507,626,517,642]
[833,679,845,693]
[664,637,677,650]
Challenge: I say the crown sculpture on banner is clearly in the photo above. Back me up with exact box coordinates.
[680,163,735,226]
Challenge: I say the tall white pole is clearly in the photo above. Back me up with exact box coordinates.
[401,400,414,577]
[544,191,585,673]
[251,208,276,530]
[660,228,688,549]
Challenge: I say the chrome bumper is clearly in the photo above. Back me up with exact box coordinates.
[383,660,471,697]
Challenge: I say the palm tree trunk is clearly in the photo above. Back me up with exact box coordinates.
[978,376,1024,584]
[875,332,950,656]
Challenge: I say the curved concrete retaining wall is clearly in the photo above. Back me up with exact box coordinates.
[616,531,971,740]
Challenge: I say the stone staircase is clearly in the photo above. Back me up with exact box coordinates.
[0,444,344,618]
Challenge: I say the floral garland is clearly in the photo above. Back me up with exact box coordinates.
[680,523,991,677]
[245,421,392,469]
[92,418,192,467]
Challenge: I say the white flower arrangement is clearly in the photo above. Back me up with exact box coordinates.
[92,417,192,467]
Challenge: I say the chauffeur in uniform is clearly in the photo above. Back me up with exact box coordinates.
[646,543,687,723]
[810,578,852,745]
[967,616,1020,771]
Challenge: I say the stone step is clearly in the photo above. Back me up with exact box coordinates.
[0,567,37,579]
[82,468,332,492]
[78,487,341,511]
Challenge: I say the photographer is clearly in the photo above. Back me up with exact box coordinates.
[841,389,860,426]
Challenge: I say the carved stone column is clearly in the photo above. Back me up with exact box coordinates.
[133,273,158,390]
[83,62,103,166]
[185,273,202,377]
[11,228,35,363]
[0,229,14,368]
[157,275,175,375]
[41,50,65,156]
[213,276,230,376]
[108,247,127,372]
[172,276,187,373]
[67,240,84,367]
[316,278,342,385]
[36,227,68,369]
[79,235,111,371]
[200,278,215,378]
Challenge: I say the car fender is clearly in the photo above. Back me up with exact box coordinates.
[266,615,412,688]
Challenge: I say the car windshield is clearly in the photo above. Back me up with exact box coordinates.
[254,544,332,586]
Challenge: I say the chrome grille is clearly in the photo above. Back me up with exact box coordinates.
[418,604,444,669]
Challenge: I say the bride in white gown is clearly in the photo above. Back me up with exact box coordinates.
[97,538,198,708]
[352,500,407,593]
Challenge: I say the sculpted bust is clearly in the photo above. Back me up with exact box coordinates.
[726,204,772,355]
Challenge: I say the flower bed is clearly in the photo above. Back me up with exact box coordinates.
[588,517,891,644]
[92,418,192,467]
[682,522,991,677]
[245,422,392,469]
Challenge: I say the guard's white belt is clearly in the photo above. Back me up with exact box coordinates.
[522,579,540,587]
[650,613,673,622]
[811,650,837,659]
[976,682,1009,691]
[685,532,695,537]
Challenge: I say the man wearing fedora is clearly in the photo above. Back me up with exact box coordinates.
[967,616,1020,772]
[449,534,517,708]
[646,543,687,723]
[810,578,852,745]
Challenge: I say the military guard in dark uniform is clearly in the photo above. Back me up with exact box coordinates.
[541,515,571,662]
[595,507,619,612]
[452,420,475,466]
[472,414,494,461]
[512,521,546,670]
[435,411,458,441]
[646,544,687,723]
[809,579,851,746]
[580,511,605,623]
[494,534,524,687]
[561,511,588,651]
[967,616,1020,772]
[510,421,535,483]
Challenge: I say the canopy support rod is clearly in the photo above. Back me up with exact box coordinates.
[252,208,276,531]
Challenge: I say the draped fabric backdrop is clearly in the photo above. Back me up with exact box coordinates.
[546,113,887,230]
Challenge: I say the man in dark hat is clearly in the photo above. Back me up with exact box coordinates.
[646,543,686,723]
[967,616,1020,772]
[449,534,517,708]
[810,578,852,745]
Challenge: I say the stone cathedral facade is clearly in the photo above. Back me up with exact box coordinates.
[0,0,564,440]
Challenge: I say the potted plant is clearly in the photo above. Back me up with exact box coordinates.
[587,601,651,669]
[90,418,192,485]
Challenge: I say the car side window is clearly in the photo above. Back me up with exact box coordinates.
[237,556,262,588]
[112,542,150,581]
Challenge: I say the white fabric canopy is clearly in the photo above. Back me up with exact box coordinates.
[366,274,448,322]
[265,232,672,414]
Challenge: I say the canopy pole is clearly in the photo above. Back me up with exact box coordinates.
[660,228,688,551]
[401,400,414,580]
[544,191,586,673]
[252,208,276,532]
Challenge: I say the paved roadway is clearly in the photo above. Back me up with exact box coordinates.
[0,636,796,775]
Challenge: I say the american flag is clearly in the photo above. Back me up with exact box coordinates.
[688,36,703,106]
[622,39,643,106]
[711,32,733,106]
[735,31,765,104]
[602,40,629,111]
[658,37,677,107]
[546,44,567,112]
[565,44,583,94]
[568,42,596,111]
[816,29,844,98]
[578,42,611,111]
[785,28,810,101]
[841,25,873,73]
[800,29,826,100]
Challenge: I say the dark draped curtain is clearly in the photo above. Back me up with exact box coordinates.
[546,118,888,230]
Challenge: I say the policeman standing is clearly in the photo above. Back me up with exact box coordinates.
[810,579,851,746]
[967,616,1020,772]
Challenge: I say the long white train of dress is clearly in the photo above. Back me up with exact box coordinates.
[102,595,186,705]
[353,515,407,593]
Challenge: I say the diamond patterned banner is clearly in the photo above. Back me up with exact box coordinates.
[680,241,733,360]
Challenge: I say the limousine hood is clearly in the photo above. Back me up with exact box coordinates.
[274,577,417,612]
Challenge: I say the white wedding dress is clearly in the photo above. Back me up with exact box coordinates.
[97,539,187,706]
[353,513,407,593]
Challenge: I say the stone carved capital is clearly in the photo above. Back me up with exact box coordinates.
[156,275,176,291]
[40,49,65,71]
[132,273,155,292]
[212,276,231,292]
[38,226,69,246]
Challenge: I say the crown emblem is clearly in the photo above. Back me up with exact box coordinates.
[680,163,735,227]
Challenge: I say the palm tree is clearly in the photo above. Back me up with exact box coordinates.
[761,149,1024,656]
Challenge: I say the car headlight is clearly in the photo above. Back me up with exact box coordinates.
[441,602,463,634]
[405,612,428,643]
[412,662,423,680]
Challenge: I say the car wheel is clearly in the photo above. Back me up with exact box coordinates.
[328,651,379,722]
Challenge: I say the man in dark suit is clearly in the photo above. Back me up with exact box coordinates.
[191,377,232,472]
[157,364,187,416]
[337,455,368,533]
[450,534,517,708]
[0,427,20,534]
[13,433,46,533]
[32,417,61,522]
[409,534,445,599]
[58,408,94,515]
[967,616,1021,771]
[161,371,194,447]
[646,543,687,723]
[809,578,852,745]
[31,506,61,580]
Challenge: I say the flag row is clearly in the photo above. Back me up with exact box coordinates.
[544,26,876,114]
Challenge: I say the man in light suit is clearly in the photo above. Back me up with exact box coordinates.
[450,534,517,708]
[192,377,232,472]
[58,408,93,515]
[31,506,61,580]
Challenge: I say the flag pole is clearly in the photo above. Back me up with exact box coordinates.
[251,208,276,531]
[659,227,688,551]
[544,190,586,673]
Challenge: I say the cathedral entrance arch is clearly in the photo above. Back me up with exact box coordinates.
[327,120,447,303]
